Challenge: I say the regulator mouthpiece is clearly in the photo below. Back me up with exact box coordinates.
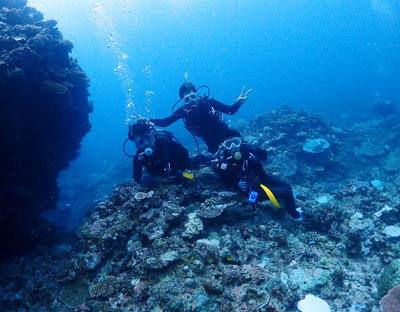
[144,147,153,156]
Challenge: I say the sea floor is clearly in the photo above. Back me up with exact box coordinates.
[1,106,400,311]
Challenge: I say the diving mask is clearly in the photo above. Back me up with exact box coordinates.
[133,132,155,151]
[182,92,199,105]
[221,137,242,154]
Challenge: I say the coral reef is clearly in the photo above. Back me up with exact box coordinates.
[0,0,92,255]
[89,276,116,298]
[380,285,400,312]
[378,259,400,298]
[59,278,89,309]
[183,213,204,238]
[1,106,400,310]
[302,138,330,154]
[297,294,331,312]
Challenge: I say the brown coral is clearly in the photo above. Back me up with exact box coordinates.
[380,285,400,312]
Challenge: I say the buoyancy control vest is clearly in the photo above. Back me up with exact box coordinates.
[182,96,223,137]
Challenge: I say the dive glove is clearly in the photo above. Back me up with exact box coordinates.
[238,180,249,192]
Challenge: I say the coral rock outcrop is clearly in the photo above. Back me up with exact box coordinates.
[0,0,92,255]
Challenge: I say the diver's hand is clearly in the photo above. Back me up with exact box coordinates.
[238,180,249,192]
[235,86,253,107]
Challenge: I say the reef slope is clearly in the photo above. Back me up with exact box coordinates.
[1,107,400,311]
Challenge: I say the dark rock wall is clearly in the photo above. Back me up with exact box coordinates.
[0,0,93,255]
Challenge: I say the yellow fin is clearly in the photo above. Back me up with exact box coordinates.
[183,172,194,180]
[260,184,281,208]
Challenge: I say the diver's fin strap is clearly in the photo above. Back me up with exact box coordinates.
[259,184,281,208]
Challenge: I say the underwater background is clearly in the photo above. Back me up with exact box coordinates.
[1,0,400,311]
[29,0,400,170]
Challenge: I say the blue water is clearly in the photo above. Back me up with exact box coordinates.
[28,0,400,224]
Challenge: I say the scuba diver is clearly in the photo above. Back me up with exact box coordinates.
[126,120,194,186]
[213,137,303,221]
[150,82,253,154]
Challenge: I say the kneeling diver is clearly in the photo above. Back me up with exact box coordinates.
[213,137,303,221]
[126,120,194,186]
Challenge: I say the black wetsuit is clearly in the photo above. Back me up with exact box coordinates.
[151,96,240,154]
[214,145,299,219]
[133,133,191,184]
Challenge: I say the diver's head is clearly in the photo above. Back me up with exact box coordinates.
[132,132,156,152]
[129,121,156,151]
[221,137,242,156]
[179,81,199,106]
[179,81,196,99]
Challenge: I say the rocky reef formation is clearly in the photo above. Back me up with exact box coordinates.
[1,106,400,311]
[0,0,92,255]
[237,105,400,187]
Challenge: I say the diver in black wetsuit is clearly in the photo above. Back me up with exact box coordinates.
[150,82,252,154]
[213,137,303,221]
[128,120,193,186]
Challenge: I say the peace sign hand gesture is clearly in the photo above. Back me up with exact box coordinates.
[235,86,253,107]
